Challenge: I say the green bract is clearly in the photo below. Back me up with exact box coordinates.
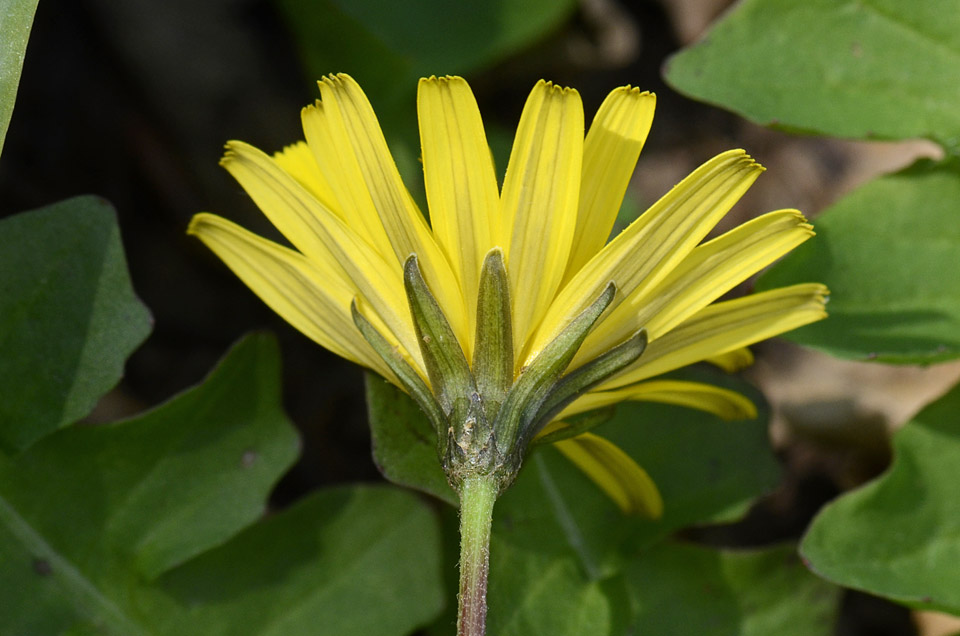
[355,252,648,494]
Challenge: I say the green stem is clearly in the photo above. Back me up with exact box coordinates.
[457,474,498,636]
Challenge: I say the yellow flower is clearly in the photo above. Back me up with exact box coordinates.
[188,73,827,518]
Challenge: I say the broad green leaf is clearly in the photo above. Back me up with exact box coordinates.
[275,0,409,114]
[0,196,152,452]
[329,0,574,77]
[365,373,457,506]
[664,0,960,148]
[627,542,841,635]
[275,0,577,132]
[148,486,444,636]
[488,534,632,636]
[275,0,575,206]
[758,158,960,363]
[801,379,960,615]
[507,371,776,572]
[0,0,38,154]
[604,370,779,548]
[484,450,633,636]
[0,334,300,633]
[471,372,778,634]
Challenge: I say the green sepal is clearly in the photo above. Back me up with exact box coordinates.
[472,248,513,423]
[494,283,617,458]
[403,255,477,415]
[529,407,617,446]
[523,329,648,445]
[350,298,446,434]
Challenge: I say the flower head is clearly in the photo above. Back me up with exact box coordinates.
[189,74,827,517]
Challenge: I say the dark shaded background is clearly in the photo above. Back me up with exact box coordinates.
[2,1,949,633]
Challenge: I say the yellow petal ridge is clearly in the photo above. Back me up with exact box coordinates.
[575,208,814,365]
[500,80,585,366]
[553,433,663,517]
[705,347,755,372]
[218,140,424,373]
[558,380,757,420]
[312,73,471,356]
[188,212,400,382]
[527,149,763,368]
[418,76,500,347]
[300,100,397,257]
[564,86,656,281]
[599,283,829,389]
[272,141,341,217]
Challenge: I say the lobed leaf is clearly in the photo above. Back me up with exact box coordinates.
[0,334,300,634]
[758,159,960,363]
[0,336,445,634]
[801,379,960,616]
[0,197,152,452]
[459,371,779,634]
[150,486,445,636]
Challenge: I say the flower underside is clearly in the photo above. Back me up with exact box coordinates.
[188,73,828,516]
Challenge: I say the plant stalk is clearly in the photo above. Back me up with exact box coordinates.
[457,474,498,636]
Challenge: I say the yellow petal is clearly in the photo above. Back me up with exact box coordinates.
[187,213,399,382]
[558,380,757,420]
[272,141,341,216]
[528,150,763,367]
[311,73,471,356]
[552,433,663,517]
[564,87,656,281]
[576,208,814,365]
[705,347,754,372]
[599,283,829,389]
[418,76,499,343]
[219,140,423,373]
[500,80,584,365]
[300,101,396,257]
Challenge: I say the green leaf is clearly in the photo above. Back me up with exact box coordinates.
[0,334,300,633]
[365,373,457,506]
[0,196,152,452]
[481,450,633,636]
[800,379,960,615]
[488,533,632,636]
[604,371,780,547]
[0,0,38,154]
[150,486,445,636]
[664,0,960,148]
[627,542,841,635]
[277,0,576,99]
[757,158,960,363]
[473,373,779,634]
[274,0,577,157]
[496,377,777,571]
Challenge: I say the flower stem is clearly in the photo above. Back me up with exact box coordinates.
[457,474,498,636]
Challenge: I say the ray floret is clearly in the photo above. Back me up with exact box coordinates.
[188,73,828,515]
